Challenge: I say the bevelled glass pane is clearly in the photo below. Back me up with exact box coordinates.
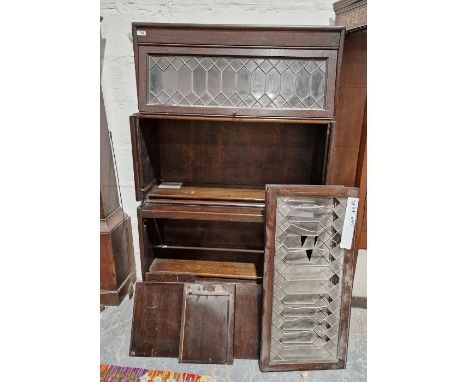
[149,66,163,95]
[147,55,327,109]
[177,65,192,97]
[270,196,348,364]
[251,68,265,100]
[296,69,310,99]
[193,65,207,95]
[237,67,251,95]
[222,67,236,97]
[207,66,221,96]
[311,69,325,101]
[163,66,178,96]
[281,69,295,96]
[266,69,281,99]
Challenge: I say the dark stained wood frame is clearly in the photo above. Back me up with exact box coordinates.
[260,185,359,372]
[355,102,367,249]
[132,23,345,120]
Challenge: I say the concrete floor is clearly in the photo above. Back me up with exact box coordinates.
[100,295,366,381]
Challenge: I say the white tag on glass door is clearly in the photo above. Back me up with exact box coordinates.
[340,197,359,249]
[136,30,146,36]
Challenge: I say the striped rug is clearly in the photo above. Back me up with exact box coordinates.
[100,364,213,382]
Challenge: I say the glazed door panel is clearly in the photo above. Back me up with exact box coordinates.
[138,47,338,118]
[147,55,328,109]
[260,185,359,371]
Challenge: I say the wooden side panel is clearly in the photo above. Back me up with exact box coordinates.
[100,233,116,290]
[129,282,183,357]
[327,30,367,186]
[100,216,134,293]
[234,283,262,359]
[179,283,235,364]
[130,115,157,201]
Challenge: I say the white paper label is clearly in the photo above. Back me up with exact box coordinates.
[340,197,359,249]
[136,30,146,36]
[158,182,183,189]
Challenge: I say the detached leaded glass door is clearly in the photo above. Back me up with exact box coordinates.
[260,185,359,372]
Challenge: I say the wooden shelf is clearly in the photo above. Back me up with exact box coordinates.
[149,258,262,280]
[148,185,265,203]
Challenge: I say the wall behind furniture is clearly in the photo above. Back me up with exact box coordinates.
[100,0,336,280]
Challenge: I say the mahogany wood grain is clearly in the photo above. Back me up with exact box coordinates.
[149,185,265,203]
[149,258,261,280]
[234,282,262,359]
[100,214,135,306]
[136,118,328,189]
[326,29,367,186]
[355,104,367,249]
[140,202,264,223]
[129,282,184,357]
[179,283,235,364]
[133,23,343,48]
[130,280,261,359]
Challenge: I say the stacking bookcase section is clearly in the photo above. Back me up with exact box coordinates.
[260,185,359,371]
[130,115,331,202]
[129,23,346,366]
[132,24,344,119]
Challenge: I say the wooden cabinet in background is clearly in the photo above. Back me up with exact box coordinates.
[100,23,136,305]
[332,0,367,249]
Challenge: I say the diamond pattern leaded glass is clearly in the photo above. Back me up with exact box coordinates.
[270,196,347,363]
[148,56,327,109]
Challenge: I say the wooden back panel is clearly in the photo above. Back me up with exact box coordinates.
[136,117,329,190]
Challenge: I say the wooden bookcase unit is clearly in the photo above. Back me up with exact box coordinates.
[128,23,356,369]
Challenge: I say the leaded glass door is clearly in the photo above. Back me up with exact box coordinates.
[260,185,359,371]
[136,46,340,119]
[148,55,327,110]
